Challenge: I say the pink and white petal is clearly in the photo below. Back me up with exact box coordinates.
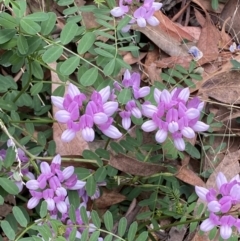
[99,86,111,103]
[195,186,208,201]
[154,88,161,103]
[216,172,228,190]
[51,96,64,109]
[55,110,71,123]
[93,112,108,125]
[155,129,168,143]
[192,121,209,132]
[122,118,131,130]
[56,201,67,214]
[82,127,95,142]
[27,197,41,209]
[141,120,158,132]
[174,138,185,151]
[103,102,118,116]
[61,129,76,142]
[68,83,81,99]
[146,16,159,26]
[137,17,146,27]
[102,125,122,139]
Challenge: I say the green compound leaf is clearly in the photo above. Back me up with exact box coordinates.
[136,231,148,241]
[60,56,80,76]
[20,19,41,35]
[41,12,57,35]
[0,29,16,44]
[1,220,15,240]
[91,210,101,228]
[211,0,218,10]
[0,99,17,111]
[3,147,16,168]
[94,48,114,58]
[77,32,96,54]
[128,221,138,241]
[68,190,80,209]
[17,35,28,55]
[79,67,98,86]
[89,231,100,241]
[80,206,89,224]
[118,217,127,237]
[69,227,77,241]
[58,0,74,6]
[60,22,79,45]
[94,166,107,182]
[42,46,63,63]
[103,235,113,241]
[103,211,113,231]
[117,88,132,104]
[117,15,131,31]
[40,201,48,218]
[103,59,115,76]
[86,175,97,196]
[23,12,49,21]
[30,82,43,96]
[12,206,28,227]
[0,12,19,29]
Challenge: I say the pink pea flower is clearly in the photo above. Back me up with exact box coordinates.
[110,0,129,17]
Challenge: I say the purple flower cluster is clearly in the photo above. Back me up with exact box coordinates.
[42,201,103,241]
[141,87,209,151]
[116,70,150,130]
[0,140,34,191]
[110,0,162,31]
[196,172,240,239]
[26,154,86,214]
[51,84,122,142]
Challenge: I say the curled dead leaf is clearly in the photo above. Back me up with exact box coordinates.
[94,189,126,209]
[110,153,167,176]
[199,71,240,104]
[176,165,205,187]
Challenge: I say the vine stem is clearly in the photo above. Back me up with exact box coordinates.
[151,216,207,231]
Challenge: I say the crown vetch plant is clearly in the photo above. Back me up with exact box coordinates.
[196,172,240,239]
[0,0,220,240]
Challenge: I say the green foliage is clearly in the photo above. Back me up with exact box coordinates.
[160,61,202,88]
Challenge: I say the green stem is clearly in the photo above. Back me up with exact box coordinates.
[10,119,55,124]
[15,219,44,241]
[38,156,99,165]
[152,217,207,231]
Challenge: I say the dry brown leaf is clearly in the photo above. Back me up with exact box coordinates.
[123,52,147,65]
[49,63,90,155]
[176,165,205,187]
[109,154,168,176]
[201,0,224,13]
[167,226,187,241]
[192,0,224,13]
[143,47,162,83]
[154,11,196,42]
[197,14,220,65]
[219,17,233,49]
[199,71,240,104]
[155,56,193,69]
[194,9,206,27]
[220,0,240,43]
[131,24,189,57]
[144,63,162,83]
[75,0,100,29]
[177,26,201,41]
[191,233,211,241]
[94,189,126,209]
